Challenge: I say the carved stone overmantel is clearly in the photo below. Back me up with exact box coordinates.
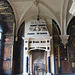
[22,18,54,75]
[60,35,69,48]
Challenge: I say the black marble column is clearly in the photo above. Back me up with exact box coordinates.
[26,56,28,73]
[47,56,50,73]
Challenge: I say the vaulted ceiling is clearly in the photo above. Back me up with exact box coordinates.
[1,0,74,35]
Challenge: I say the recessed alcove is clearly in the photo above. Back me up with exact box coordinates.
[31,50,46,75]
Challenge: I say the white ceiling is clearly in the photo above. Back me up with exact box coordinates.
[7,0,73,35]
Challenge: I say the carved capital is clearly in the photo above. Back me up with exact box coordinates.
[60,35,69,48]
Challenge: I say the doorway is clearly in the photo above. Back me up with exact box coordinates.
[32,50,46,75]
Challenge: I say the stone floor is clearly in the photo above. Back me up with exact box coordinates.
[54,74,75,75]
[2,72,75,75]
[2,71,11,75]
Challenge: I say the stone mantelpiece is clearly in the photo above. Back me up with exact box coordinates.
[22,37,52,75]
[22,18,53,75]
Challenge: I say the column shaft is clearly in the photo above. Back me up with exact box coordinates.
[47,51,51,75]
[26,57,28,73]
[0,25,3,75]
[47,56,50,73]
[58,45,61,73]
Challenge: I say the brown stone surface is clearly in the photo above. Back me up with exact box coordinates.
[61,60,72,73]
[4,36,13,45]
[3,61,11,71]
[55,60,58,74]
[4,46,11,58]
[3,36,13,72]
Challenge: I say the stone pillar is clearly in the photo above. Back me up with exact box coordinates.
[50,37,55,74]
[46,51,51,75]
[0,25,3,75]
[22,37,29,75]
[46,37,53,75]
[0,25,3,54]
[60,35,69,48]
[26,56,28,73]
[30,54,32,75]
[23,52,29,75]
[58,44,61,73]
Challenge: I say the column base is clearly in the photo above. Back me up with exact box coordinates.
[46,73,51,75]
[30,73,32,75]
[22,73,29,75]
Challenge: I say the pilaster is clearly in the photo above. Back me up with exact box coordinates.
[46,51,51,75]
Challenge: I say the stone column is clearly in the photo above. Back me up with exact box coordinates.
[30,54,32,75]
[0,25,3,54]
[50,37,55,74]
[60,35,69,48]
[23,52,29,75]
[22,37,29,75]
[0,25,3,75]
[47,51,51,75]
[58,44,61,73]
